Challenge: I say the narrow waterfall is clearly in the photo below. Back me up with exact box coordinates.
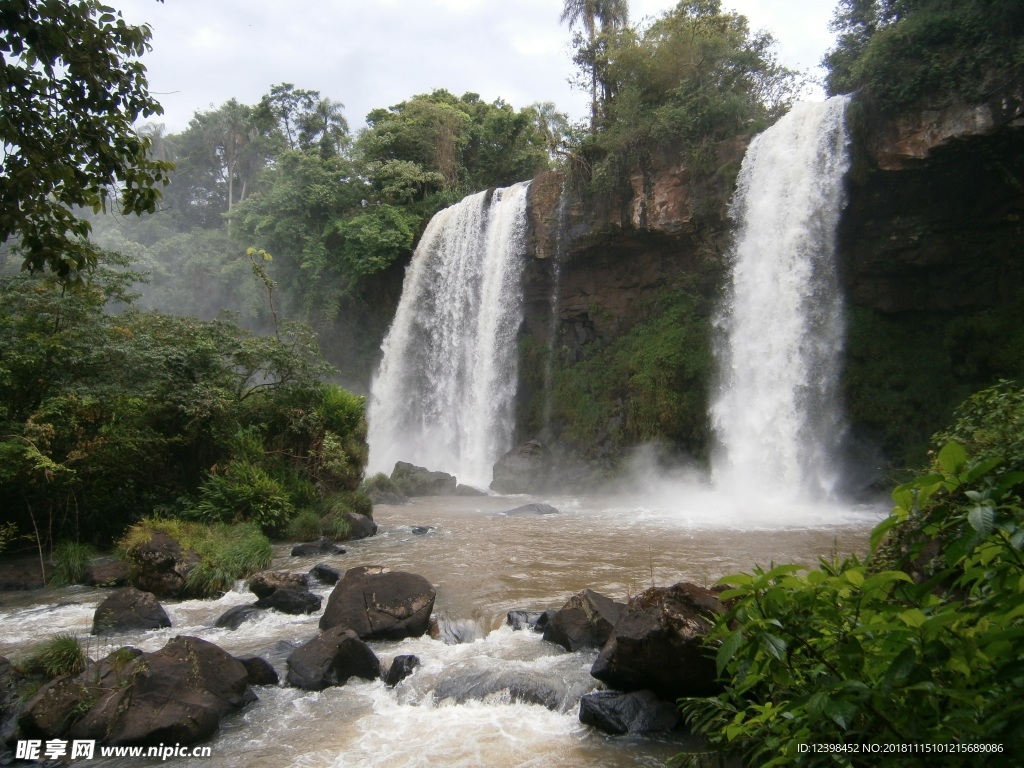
[540,178,570,438]
[367,182,531,487]
[711,96,852,500]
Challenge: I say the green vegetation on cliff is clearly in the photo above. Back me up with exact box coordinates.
[824,0,1024,109]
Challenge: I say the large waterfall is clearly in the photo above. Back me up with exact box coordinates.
[367,182,531,487]
[711,96,852,500]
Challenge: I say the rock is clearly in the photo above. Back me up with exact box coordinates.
[543,589,625,652]
[590,582,725,699]
[490,440,552,494]
[579,690,680,734]
[291,538,346,557]
[125,531,201,598]
[506,609,547,632]
[247,571,309,599]
[455,484,486,496]
[319,565,435,640]
[254,589,322,615]
[0,655,26,747]
[236,656,279,686]
[285,627,380,691]
[410,525,434,535]
[390,461,457,496]
[432,668,561,710]
[383,655,420,687]
[428,615,485,645]
[21,637,254,747]
[214,605,261,630]
[309,563,342,584]
[92,587,171,635]
[0,558,44,590]
[500,503,559,516]
[342,512,378,540]
[82,560,131,588]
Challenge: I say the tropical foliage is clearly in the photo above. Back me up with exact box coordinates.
[678,383,1024,766]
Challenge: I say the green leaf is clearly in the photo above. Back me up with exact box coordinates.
[937,442,967,475]
[758,633,787,660]
[967,505,995,536]
[717,630,745,676]
[824,699,858,730]
[898,608,927,628]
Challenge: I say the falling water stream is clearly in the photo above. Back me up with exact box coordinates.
[1,99,884,767]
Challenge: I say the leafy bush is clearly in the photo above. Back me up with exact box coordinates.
[361,472,401,497]
[49,541,97,586]
[679,400,1024,765]
[19,633,88,680]
[285,509,322,542]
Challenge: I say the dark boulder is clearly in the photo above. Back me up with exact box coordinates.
[255,589,322,615]
[285,627,380,691]
[490,440,552,494]
[236,656,279,686]
[319,565,435,640]
[455,484,486,496]
[291,538,345,557]
[383,655,420,687]
[247,571,309,599]
[92,587,171,635]
[410,525,435,535]
[21,637,253,746]
[83,560,131,588]
[500,503,559,516]
[309,563,342,584]
[391,461,457,496]
[579,690,680,734]
[543,589,625,651]
[507,609,552,632]
[125,531,201,598]
[590,582,725,699]
[341,512,378,540]
[214,605,261,630]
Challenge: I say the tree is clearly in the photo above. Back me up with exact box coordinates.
[0,0,172,281]
[298,97,350,158]
[561,0,630,127]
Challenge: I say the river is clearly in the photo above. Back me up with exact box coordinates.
[0,489,883,767]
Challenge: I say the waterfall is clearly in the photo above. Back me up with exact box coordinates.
[367,182,531,487]
[711,96,852,500]
[540,178,570,438]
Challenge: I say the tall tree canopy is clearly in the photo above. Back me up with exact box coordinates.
[0,0,171,281]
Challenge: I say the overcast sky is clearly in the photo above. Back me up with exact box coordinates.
[106,0,839,135]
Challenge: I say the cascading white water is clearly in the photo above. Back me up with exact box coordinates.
[711,96,852,500]
[367,182,531,487]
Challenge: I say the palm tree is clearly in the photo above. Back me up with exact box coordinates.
[560,0,629,127]
[299,97,349,158]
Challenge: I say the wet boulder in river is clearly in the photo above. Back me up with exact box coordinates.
[285,627,381,691]
[255,588,322,615]
[390,461,457,496]
[319,565,435,640]
[543,589,625,651]
[500,503,559,516]
[247,571,309,599]
[92,587,171,635]
[590,582,725,699]
[579,690,680,734]
[215,604,261,630]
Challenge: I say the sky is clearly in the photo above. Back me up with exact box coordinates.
[106,0,839,135]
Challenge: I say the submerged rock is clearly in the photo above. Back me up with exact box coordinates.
[285,627,380,691]
[320,565,435,640]
[309,563,342,584]
[500,503,559,516]
[579,690,680,734]
[506,610,548,632]
[432,668,562,710]
[248,571,309,599]
[590,582,725,699]
[214,605,261,631]
[341,512,378,540]
[254,588,322,615]
[543,589,625,651]
[383,655,420,687]
[236,656,279,687]
[490,440,552,494]
[91,587,171,635]
[291,538,346,557]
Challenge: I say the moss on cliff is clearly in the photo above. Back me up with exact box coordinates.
[542,288,713,463]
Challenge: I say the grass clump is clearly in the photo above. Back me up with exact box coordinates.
[48,540,98,586]
[19,633,88,680]
[285,509,323,542]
